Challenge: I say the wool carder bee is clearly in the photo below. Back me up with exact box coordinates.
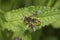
[24,10,41,31]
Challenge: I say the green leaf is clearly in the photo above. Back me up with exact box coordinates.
[47,0,57,7]
[1,29,13,40]
[52,20,60,28]
[0,31,3,40]
[54,0,60,9]
[0,0,20,11]
[12,31,31,40]
[43,36,58,40]
[1,6,60,40]
[33,0,46,6]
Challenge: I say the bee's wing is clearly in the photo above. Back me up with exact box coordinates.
[33,10,41,15]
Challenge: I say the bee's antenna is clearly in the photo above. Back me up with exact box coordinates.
[29,24,36,32]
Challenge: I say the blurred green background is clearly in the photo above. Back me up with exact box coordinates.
[0,0,60,40]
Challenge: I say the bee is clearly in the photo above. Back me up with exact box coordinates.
[24,10,41,31]
[24,16,40,26]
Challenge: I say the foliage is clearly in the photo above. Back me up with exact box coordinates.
[0,0,60,40]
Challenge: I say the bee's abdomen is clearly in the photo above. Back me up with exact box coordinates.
[32,19,40,26]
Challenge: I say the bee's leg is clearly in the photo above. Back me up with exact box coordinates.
[29,24,36,32]
[32,26,36,32]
